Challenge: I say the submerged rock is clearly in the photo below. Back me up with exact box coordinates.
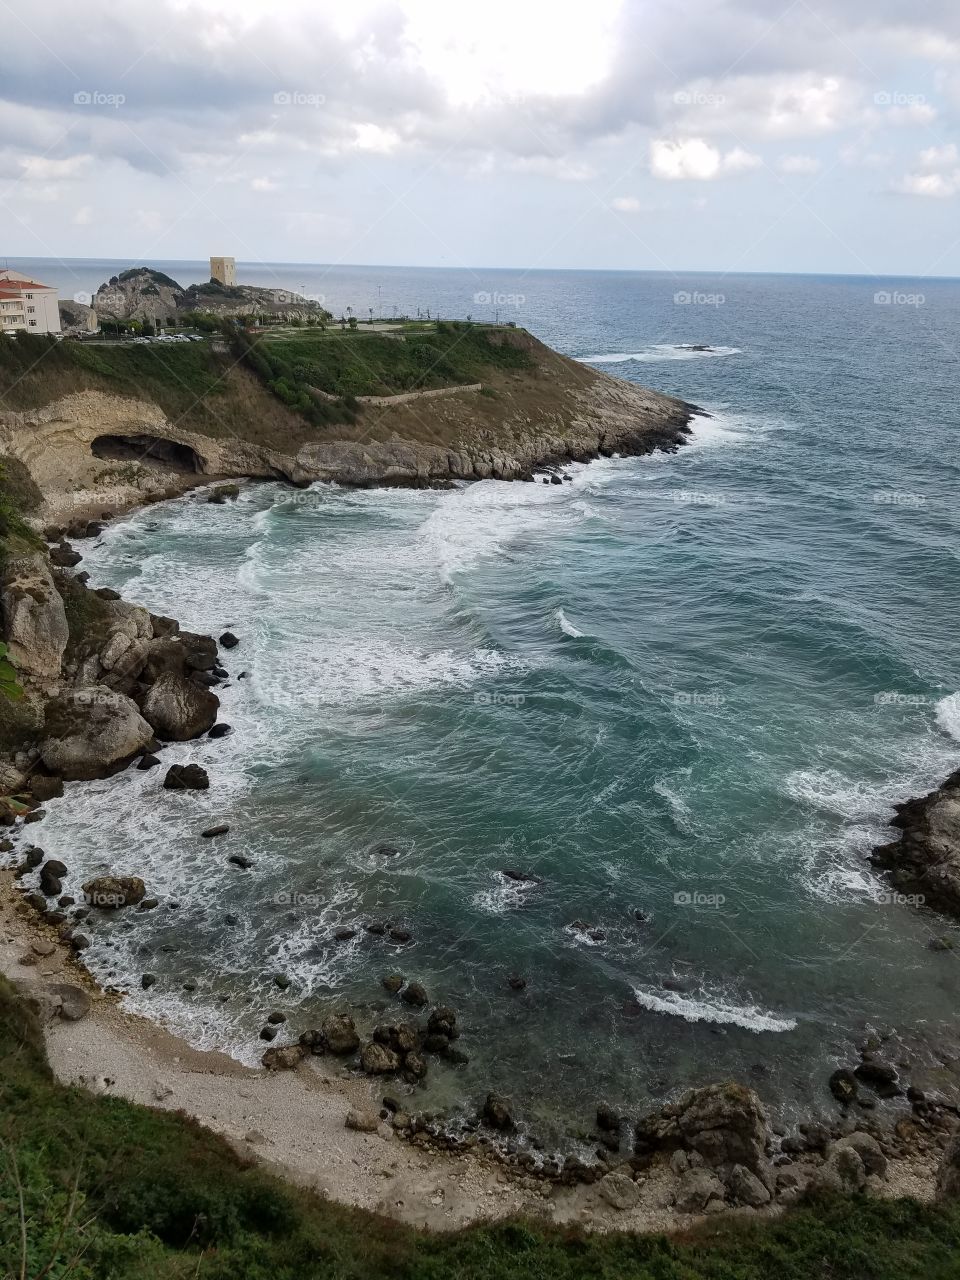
[162,764,209,791]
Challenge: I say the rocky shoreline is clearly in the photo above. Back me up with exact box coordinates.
[3,447,960,1225]
[871,768,960,919]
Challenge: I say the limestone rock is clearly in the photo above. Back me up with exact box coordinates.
[141,672,219,741]
[1,553,69,678]
[598,1171,639,1210]
[82,875,146,908]
[321,1013,360,1055]
[41,688,153,780]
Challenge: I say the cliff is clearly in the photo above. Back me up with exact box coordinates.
[0,327,694,524]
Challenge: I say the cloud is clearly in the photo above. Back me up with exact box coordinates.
[611,195,643,212]
[250,176,277,191]
[650,138,760,181]
[892,143,960,196]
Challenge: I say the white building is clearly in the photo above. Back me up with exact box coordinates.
[0,269,61,335]
[209,256,237,287]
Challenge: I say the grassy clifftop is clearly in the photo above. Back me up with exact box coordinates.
[1,975,959,1279]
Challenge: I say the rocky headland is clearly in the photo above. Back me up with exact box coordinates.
[872,769,960,918]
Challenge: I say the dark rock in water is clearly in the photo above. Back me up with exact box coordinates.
[141,973,156,989]
[404,1051,428,1080]
[224,913,239,926]
[213,665,229,679]
[208,723,232,739]
[389,927,412,943]
[483,1093,515,1130]
[373,1021,418,1055]
[662,977,689,993]
[162,763,209,791]
[219,632,239,649]
[507,974,527,991]
[273,974,291,991]
[138,898,159,911]
[382,974,404,994]
[201,823,230,838]
[361,1041,401,1074]
[267,1011,287,1025]
[193,672,219,687]
[23,810,45,825]
[39,859,67,897]
[549,475,563,486]
[423,1034,450,1055]
[50,542,82,568]
[321,1013,359,1054]
[855,1059,901,1097]
[238,671,250,680]
[501,868,540,883]
[137,754,161,771]
[58,895,75,908]
[401,981,428,1007]
[367,921,388,936]
[83,875,146,908]
[25,892,48,914]
[634,909,652,924]
[182,980,197,992]
[143,673,219,741]
[828,1068,858,1104]
[299,1029,324,1053]
[596,1103,621,1133]
[871,768,960,917]
[427,1006,458,1038]
[334,927,357,942]
[445,1046,470,1066]
[23,848,45,870]
[228,854,253,869]
[260,1025,278,1041]
[372,842,400,857]
[70,933,91,951]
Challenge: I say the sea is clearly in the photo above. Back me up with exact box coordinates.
[7,258,960,1144]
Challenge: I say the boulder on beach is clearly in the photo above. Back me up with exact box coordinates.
[141,672,219,741]
[41,688,154,781]
[262,1044,304,1070]
[360,1041,401,1074]
[636,1081,770,1176]
[321,1013,360,1055]
[482,1092,514,1130]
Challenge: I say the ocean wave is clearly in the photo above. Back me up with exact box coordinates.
[936,692,960,742]
[632,982,797,1032]
[579,345,741,365]
[554,607,585,638]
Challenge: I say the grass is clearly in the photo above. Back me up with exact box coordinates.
[1,973,959,1279]
[255,322,532,398]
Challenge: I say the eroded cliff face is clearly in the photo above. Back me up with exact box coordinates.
[0,359,694,524]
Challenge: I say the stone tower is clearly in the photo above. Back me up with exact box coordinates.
[210,256,237,287]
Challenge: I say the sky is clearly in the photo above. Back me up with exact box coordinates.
[2,0,960,275]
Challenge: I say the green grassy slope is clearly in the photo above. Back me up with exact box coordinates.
[1,976,959,1279]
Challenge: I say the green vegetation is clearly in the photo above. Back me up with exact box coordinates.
[250,321,532,400]
[1,974,959,1279]
[0,458,42,559]
[0,642,22,702]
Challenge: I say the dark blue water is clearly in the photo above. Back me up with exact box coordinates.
[19,260,960,1142]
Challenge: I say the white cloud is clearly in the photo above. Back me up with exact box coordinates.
[251,176,277,191]
[665,73,862,140]
[777,153,821,174]
[73,205,94,224]
[611,195,642,212]
[893,143,960,196]
[19,154,91,180]
[510,155,595,181]
[650,137,760,181]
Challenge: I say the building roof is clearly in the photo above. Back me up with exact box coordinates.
[0,273,53,290]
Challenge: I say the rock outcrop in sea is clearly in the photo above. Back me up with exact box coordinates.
[872,769,960,917]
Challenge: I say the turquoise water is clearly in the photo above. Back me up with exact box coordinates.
[24,266,960,1141]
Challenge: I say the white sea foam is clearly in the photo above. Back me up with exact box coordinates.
[936,693,960,742]
[579,345,741,365]
[473,871,539,915]
[555,607,585,638]
[632,983,797,1032]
